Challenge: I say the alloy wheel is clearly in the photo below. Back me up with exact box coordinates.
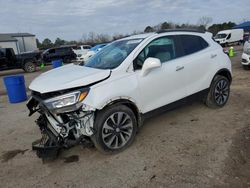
[214,79,229,105]
[102,112,133,149]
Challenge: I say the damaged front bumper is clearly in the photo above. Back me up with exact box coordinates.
[27,91,96,159]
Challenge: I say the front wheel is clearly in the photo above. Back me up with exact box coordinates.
[205,75,230,108]
[91,105,137,154]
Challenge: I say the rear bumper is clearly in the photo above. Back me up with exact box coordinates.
[241,53,250,65]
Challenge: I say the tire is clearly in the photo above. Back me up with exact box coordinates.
[23,61,36,73]
[243,65,250,70]
[205,75,230,108]
[91,105,137,154]
[63,57,71,64]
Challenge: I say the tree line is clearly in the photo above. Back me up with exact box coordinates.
[36,17,236,50]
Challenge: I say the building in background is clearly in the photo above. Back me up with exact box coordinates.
[0,33,37,54]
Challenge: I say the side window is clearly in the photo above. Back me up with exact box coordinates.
[226,34,231,40]
[83,46,91,49]
[179,35,208,55]
[57,48,68,53]
[49,49,55,54]
[134,36,177,69]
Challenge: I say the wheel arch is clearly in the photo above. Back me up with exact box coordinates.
[21,58,36,67]
[98,98,143,127]
[213,68,232,83]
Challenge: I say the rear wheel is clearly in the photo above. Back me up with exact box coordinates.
[23,61,36,73]
[91,105,137,154]
[205,75,230,108]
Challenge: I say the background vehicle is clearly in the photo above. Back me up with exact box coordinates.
[72,45,92,58]
[242,35,250,70]
[41,46,76,64]
[243,32,249,43]
[27,30,232,159]
[214,29,244,46]
[78,43,107,62]
[0,48,41,72]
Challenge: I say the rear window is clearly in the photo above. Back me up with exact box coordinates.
[179,35,208,55]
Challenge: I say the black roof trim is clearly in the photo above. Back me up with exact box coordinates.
[157,29,206,34]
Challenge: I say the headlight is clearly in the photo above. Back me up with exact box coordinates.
[244,48,250,55]
[44,90,88,110]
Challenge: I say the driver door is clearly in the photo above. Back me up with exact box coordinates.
[134,36,188,113]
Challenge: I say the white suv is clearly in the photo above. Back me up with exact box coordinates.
[242,37,250,70]
[27,30,232,158]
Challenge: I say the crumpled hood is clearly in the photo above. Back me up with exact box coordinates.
[29,64,110,93]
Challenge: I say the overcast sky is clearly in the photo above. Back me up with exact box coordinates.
[0,0,249,41]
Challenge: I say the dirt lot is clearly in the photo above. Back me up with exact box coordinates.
[0,46,249,188]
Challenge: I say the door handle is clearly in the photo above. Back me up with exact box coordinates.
[176,66,184,71]
[211,54,217,58]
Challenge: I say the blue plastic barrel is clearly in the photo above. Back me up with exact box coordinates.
[3,75,27,103]
[52,59,63,68]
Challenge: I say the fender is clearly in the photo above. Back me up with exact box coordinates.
[98,97,143,127]
[99,96,141,112]
[21,58,36,67]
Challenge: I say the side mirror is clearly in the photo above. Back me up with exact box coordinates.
[141,57,161,77]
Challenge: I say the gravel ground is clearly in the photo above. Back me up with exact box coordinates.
[0,45,249,188]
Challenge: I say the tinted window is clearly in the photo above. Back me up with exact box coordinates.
[180,35,208,55]
[74,46,81,50]
[49,49,55,54]
[57,48,70,53]
[83,46,91,49]
[134,36,178,69]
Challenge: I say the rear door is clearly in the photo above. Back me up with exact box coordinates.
[177,34,212,95]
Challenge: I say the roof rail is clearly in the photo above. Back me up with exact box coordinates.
[157,29,206,34]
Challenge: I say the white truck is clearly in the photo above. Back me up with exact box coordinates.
[214,29,244,47]
[72,45,92,58]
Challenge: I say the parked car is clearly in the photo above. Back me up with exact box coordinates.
[0,48,41,72]
[243,32,249,43]
[214,29,244,47]
[41,46,76,64]
[27,30,232,159]
[242,35,250,70]
[78,43,107,62]
[73,45,92,58]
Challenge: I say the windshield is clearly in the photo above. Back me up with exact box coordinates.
[214,33,227,39]
[91,44,106,51]
[42,49,49,54]
[84,39,143,69]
